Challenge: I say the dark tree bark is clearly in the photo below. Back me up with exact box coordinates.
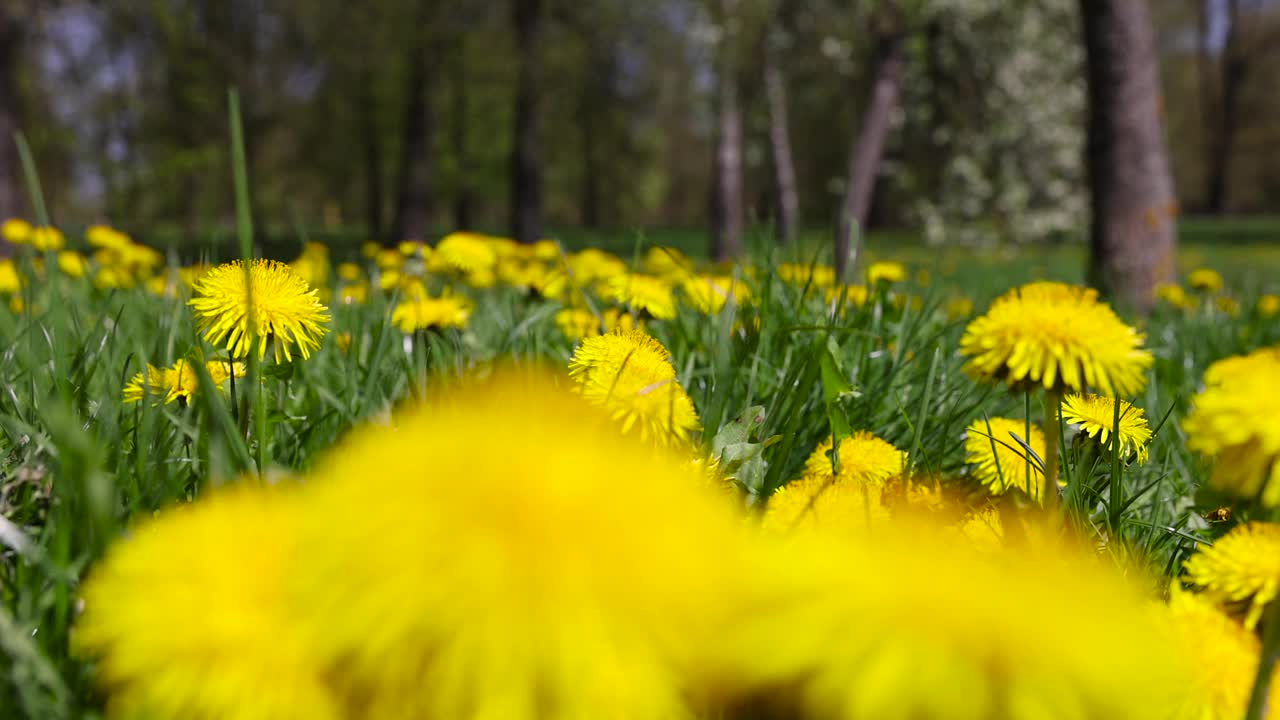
[0,6,25,233]
[835,28,904,279]
[510,0,544,244]
[1081,0,1177,314]
[450,50,474,231]
[390,9,435,243]
[764,28,798,245]
[1206,0,1244,215]
[359,70,384,242]
[709,0,744,261]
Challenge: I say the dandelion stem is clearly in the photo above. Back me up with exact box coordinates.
[1246,595,1280,720]
[1042,389,1061,514]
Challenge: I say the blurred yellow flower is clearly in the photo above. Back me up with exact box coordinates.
[56,250,87,278]
[643,245,693,277]
[602,273,678,320]
[29,226,65,251]
[823,284,869,309]
[566,247,628,284]
[1188,268,1223,293]
[1061,393,1152,464]
[554,307,600,341]
[1214,296,1240,316]
[1155,283,1193,310]
[680,274,748,314]
[726,526,1188,720]
[337,282,368,306]
[0,259,21,293]
[532,238,560,260]
[1185,521,1280,630]
[765,432,905,532]
[85,224,131,251]
[122,359,246,405]
[866,260,906,284]
[1184,346,1280,506]
[964,417,1047,500]
[93,266,135,290]
[778,262,836,288]
[1165,585,1279,720]
[390,292,471,333]
[397,239,425,257]
[294,371,751,719]
[2,217,31,243]
[960,282,1152,397]
[1259,294,1280,317]
[75,486,341,720]
[189,260,331,362]
[801,431,906,487]
[336,262,362,282]
[374,248,403,271]
[568,328,700,446]
[944,296,974,321]
[435,231,498,274]
[360,240,380,258]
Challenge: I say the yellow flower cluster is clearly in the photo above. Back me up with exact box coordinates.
[123,359,247,405]
[76,370,1191,720]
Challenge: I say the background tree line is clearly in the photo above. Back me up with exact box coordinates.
[0,1,1272,299]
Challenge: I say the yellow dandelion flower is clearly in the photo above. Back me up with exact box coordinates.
[335,331,352,354]
[763,475,890,532]
[56,250,87,278]
[1155,283,1193,310]
[397,239,425,257]
[823,284,869,309]
[680,274,748,314]
[566,247,628,284]
[568,328,700,446]
[122,359,246,405]
[1189,268,1223,294]
[2,217,31,243]
[602,307,642,333]
[337,282,368,306]
[643,245,693,277]
[601,273,677,320]
[390,292,471,333]
[801,431,907,486]
[336,262,362,282]
[360,240,380,258]
[866,260,906,284]
[1165,585,1280,720]
[86,224,131,251]
[778,262,836,288]
[532,238,560,260]
[293,370,753,719]
[1184,346,1280,506]
[374,248,403,271]
[1061,393,1152,463]
[945,296,974,321]
[496,257,550,291]
[434,231,498,273]
[964,417,1048,500]
[554,307,601,341]
[74,486,341,720]
[1185,521,1280,630]
[960,281,1152,396]
[1214,296,1240,316]
[29,226,65,251]
[957,505,1005,552]
[1259,294,1280,317]
[189,260,330,362]
[0,259,21,293]
[93,266,135,290]
[726,526,1188,720]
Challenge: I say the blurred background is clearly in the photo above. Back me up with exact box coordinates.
[0,1,1276,260]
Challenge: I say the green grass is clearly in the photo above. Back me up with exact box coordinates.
[0,226,1278,715]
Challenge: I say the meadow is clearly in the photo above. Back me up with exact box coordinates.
[1,212,1280,718]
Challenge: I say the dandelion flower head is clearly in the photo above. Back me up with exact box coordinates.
[189,260,330,362]
[1183,345,1280,506]
[568,328,700,446]
[391,292,472,333]
[74,486,340,720]
[964,417,1048,501]
[680,274,748,315]
[1,217,31,243]
[1061,393,1152,464]
[293,370,753,719]
[434,231,498,274]
[960,281,1152,396]
[123,359,246,405]
[1184,521,1280,630]
[1188,268,1223,293]
[866,260,906,284]
[602,273,678,320]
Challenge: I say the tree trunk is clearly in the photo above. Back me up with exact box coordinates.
[0,7,25,235]
[1081,0,1177,315]
[764,33,798,245]
[579,96,601,228]
[390,15,435,243]
[710,0,744,261]
[450,50,473,231]
[1206,0,1244,215]
[1195,0,1214,213]
[359,72,384,243]
[835,30,905,279]
[510,0,544,244]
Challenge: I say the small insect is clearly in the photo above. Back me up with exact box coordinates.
[1202,507,1233,523]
